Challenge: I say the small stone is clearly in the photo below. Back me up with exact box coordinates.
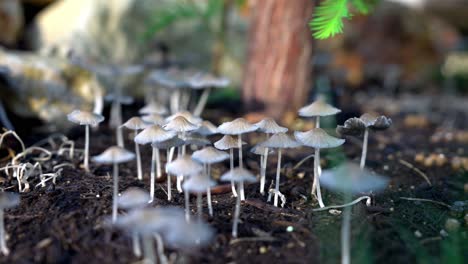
[259,246,268,254]
[329,209,342,215]
[445,218,460,232]
[414,230,422,238]
[440,229,449,237]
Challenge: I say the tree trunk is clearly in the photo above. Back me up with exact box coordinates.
[243,0,313,119]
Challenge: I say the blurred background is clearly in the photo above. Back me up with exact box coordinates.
[0,0,467,133]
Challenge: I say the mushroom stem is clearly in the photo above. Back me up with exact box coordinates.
[177,176,183,193]
[260,147,269,195]
[150,147,157,203]
[207,164,213,217]
[197,192,202,221]
[112,162,119,223]
[360,128,369,169]
[84,125,90,171]
[314,148,325,208]
[154,233,168,264]
[274,149,282,207]
[0,209,9,256]
[132,230,142,257]
[155,148,162,179]
[185,190,191,222]
[238,135,245,201]
[193,88,211,117]
[232,182,242,238]
[180,88,191,111]
[170,90,180,114]
[229,148,238,197]
[316,116,320,128]
[341,192,352,264]
[142,233,156,264]
[116,125,124,148]
[134,130,143,180]
[167,174,172,201]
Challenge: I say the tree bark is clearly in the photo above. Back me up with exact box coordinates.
[243,0,313,118]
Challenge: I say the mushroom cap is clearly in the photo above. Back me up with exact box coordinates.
[67,110,104,126]
[118,188,150,209]
[183,174,216,193]
[255,118,288,134]
[93,146,135,164]
[217,118,257,135]
[166,155,203,176]
[359,114,392,130]
[195,121,218,136]
[134,125,176,145]
[336,117,367,137]
[192,146,229,164]
[258,133,301,149]
[0,192,20,209]
[166,111,202,125]
[104,94,134,105]
[121,117,148,130]
[320,162,389,194]
[141,114,165,126]
[184,133,211,147]
[163,116,200,133]
[250,145,275,155]
[294,128,345,149]
[214,135,243,150]
[139,102,168,116]
[220,167,257,183]
[164,220,214,249]
[188,73,230,89]
[151,136,185,149]
[298,99,341,117]
[115,207,185,232]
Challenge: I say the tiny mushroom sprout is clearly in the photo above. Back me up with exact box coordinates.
[254,118,288,195]
[319,162,388,264]
[135,125,176,203]
[258,133,301,207]
[183,174,216,220]
[217,118,258,200]
[220,167,257,238]
[166,155,203,221]
[294,128,345,208]
[0,192,20,256]
[67,110,105,171]
[121,117,149,181]
[93,146,135,223]
[192,146,229,216]
[337,113,392,169]
[214,135,245,197]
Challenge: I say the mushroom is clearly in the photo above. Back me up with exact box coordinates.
[141,113,166,126]
[195,120,218,136]
[93,146,135,223]
[166,155,203,221]
[183,174,216,220]
[192,147,229,216]
[217,118,257,200]
[255,118,288,195]
[121,117,149,181]
[294,128,345,207]
[258,133,301,207]
[220,168,257,238]
[214,135,244,197]
[320,162,388,264]
[135,125,176,203]
[337,114,392,169]
[152,137,186,201]
[139,102,168,116]
[166,111,202,125]
[298,96,341,128]
[0,192,19,256]
[189,73,230,117]
[67,110,105,171]
[105,93,134,148]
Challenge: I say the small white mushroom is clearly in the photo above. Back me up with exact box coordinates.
[188,73,229,117]
[183,174,216,220]
[93,146,135,223]
[0,192,19,256]
[139,102,168,116]
[214,135,244,197]
[141,114,166,126]
[67,110,104,171]
[105,93,134,147]
[121,117,149,181]
[298,97,341,128]
[195,120,219,136]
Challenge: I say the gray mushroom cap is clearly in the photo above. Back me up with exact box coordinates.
[220,167,257,183]
[320,162,389,194]
[359,114,392,130]
[139,102,168,116]
[258,133,301,149]
[93,146,135,164]
[188,72,230,89]
[67,110,105,126]
[166,155,203,176]
[141,114,165,126]
[195,121,218,136]
[183,174,216,193]
[217,118,258,135]
[164,220,214,249]
[0,192,20,209]
[184,133,211,147]
[151,136,185,149]
[298,99,341,117]
[192,146,229,164]
[134,125,176,145]
[255,118,288,134]
[250,145,275,155]
[121,117,148,130]
[105,94,134,105]
[118,188,150,209]
[114,207,185,232]
[294,128,345,149]
[166,111,202,125]
[163,116,200,133]
[214,135,243,150]
[336,118,366,137]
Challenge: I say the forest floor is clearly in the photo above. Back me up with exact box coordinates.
[0,98,467,264]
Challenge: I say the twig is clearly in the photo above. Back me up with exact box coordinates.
[230,236,277,245]
[312,196,371,212]
[399,197,451,209]
[398,159,431,186]
[293,154,314,170]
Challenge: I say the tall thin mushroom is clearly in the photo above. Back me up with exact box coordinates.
[214,135,244,197]
[121,117,148,181]
[67,110,104,171]
[0,192,19,256]
[93,146,135,223]
[135,125,176,203]
[189,73,230,117]
[258,133,301,207]
[183,174,216,220]
[294,128,345,207]
[217,118,257,200]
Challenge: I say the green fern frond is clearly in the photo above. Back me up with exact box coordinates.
[310,0,350,39]
[351,0,370,14]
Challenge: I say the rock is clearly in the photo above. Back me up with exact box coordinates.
[0,0,24,46]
